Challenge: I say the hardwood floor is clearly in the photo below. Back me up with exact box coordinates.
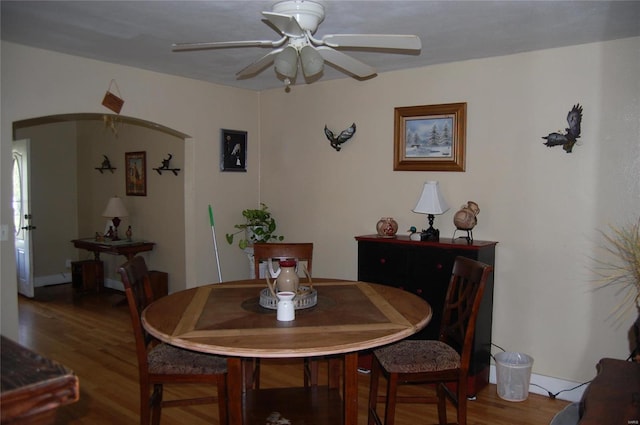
[16,284,569,424]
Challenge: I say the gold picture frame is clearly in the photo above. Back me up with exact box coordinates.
[125,151,147,196]
[394,102,467,171]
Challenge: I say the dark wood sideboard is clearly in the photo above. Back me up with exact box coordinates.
[355,234,497,396]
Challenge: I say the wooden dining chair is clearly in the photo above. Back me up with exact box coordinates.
[367,256,493,425]
[250,242,316,388]
[252,242,313,279]
[118,256,228,425]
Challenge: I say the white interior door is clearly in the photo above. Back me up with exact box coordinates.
[13,139,34,298]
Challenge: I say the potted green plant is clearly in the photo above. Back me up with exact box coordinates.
[225,203,284,249]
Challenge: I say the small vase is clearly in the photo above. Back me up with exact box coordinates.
[376,217,399,238]
[276,291,296,321]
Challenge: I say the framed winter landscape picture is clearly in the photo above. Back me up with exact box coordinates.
[393,102,466,171]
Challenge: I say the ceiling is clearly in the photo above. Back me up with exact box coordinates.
[2,1,639,92]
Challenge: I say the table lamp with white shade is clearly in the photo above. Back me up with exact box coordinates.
[413,181,449,241]
[102,196,129,241]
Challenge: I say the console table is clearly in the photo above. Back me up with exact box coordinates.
[355,234,497,396]
[578,358,640,424]
[71,238,155,260]
[71,238,155,294]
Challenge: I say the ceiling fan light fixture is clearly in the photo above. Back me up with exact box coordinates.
[272,0,325,33]
[172,0,423,85]
[300,45,324,77]
[275,45,298,78]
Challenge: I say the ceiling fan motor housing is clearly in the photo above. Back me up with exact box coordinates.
[272,0,325,33]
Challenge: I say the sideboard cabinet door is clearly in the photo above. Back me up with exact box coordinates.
[356,235,497,395]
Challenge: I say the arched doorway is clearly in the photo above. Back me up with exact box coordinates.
[13,113,189,297]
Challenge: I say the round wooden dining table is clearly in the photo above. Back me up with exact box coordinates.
[142,278,432,425]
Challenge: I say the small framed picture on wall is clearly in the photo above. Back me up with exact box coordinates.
[125,151,147,196]
[220,129,247,172]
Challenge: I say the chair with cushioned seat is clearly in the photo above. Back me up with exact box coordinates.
[118,256,228,425]
[367,256,493,425]
[251,242,316,388]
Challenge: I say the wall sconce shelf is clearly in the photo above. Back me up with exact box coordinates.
[95,155,116,173]
[153,154,180,176]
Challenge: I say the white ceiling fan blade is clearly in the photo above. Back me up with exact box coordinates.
[172,39,281,52]
[263,11,305,37]
[321,34,421,50]
[315,46,376,78]
[236,48,284,78]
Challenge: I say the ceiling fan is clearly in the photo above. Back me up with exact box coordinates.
[172,0,421,85]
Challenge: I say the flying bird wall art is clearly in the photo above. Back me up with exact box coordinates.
[324,123,356,152]
[542,104,583,153]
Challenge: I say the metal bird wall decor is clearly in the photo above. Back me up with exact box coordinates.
[324,123,356,152]
[542,104,583,153]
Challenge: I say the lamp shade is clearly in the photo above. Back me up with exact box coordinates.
[275,46,298,79]
[413,181,449,215]
[102,196,129,218]
[300,45,324,77]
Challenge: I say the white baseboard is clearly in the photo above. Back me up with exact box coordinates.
[489,365,585,403]
[103,278,124,291]
[34,274,124,292]
[34,272,72,287]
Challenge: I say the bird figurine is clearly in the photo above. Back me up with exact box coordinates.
[542,104,583,153]
[324,123,356,152]
[407,226,421,241]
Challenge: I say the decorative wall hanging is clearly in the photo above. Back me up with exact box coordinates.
[394,103,467,171]
[95,155,116,173]
[542,104,583,153]
[324,123,356,152]
[103,114,120,137]
[125,151,147,196]
[221,129,247,172]
[101,79,124,114]
[153,153,181,176]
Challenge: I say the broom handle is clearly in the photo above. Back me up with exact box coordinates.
[209,205,223,283]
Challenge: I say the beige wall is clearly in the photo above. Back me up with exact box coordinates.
[259,37,640,383]
[1,42,261,339]
[1,38,639,386]
[75,120,186,289]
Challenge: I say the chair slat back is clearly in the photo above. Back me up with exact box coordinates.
[252,243,313,278]
[118,256,156,373]
[439,256,493,370]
